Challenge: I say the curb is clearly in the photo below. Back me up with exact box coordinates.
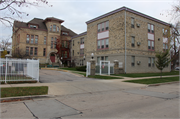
[148,81,179,86]
[0,95,54,103]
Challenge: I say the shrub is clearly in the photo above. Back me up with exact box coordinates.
[76,66,86,72]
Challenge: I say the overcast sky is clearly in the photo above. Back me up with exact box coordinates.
[0,0,177,41]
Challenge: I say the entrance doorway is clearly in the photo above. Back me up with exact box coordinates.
[50,54,55,62]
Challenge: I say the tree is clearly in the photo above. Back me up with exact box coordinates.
[155,50,171,78]
[12,48,31,59]
[0,0,52,26]
[170,22,180,70]
[0,37,12,50]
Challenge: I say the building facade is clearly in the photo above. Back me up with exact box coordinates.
[12,17,77,65]
[71,6,171,73]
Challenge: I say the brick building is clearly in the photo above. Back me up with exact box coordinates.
[12,17,77,65]
[71,6,171,73]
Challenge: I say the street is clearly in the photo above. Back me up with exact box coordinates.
[0,70,179,119]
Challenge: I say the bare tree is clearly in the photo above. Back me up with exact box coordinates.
[0,37,12,50]
[170,22,180,70]
[0,0,52,26]
[12,48,31,59]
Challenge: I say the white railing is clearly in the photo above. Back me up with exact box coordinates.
[0,58,39,83]
[86,62,91,77]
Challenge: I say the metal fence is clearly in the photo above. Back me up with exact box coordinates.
[95,61,114,75]
[0,58,39,83]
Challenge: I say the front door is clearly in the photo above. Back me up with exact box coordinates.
[50,54,55,63]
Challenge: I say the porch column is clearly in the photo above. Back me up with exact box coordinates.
[114,60,119,74]
[90,59,95,76]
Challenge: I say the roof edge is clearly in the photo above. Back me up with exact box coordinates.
[86,6,170,26]
[72,31,87,39]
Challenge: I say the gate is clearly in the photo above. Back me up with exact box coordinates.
[86,62,91,77]
[100,60,110,75]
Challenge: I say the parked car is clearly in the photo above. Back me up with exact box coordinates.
[175,67,179,70]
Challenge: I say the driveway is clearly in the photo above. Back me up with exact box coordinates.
[39,69,95,83]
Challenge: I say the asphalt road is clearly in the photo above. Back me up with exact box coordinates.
[1,83,179,118]
[39,69,95,83]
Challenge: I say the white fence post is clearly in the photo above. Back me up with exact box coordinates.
[5,57,7,83]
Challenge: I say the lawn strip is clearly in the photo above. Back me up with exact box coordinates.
[124,76,179,84]
[1,86,48,98]
[88,75,123,79]
[113,71,179,78]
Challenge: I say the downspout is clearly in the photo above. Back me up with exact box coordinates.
[124,8,127,74]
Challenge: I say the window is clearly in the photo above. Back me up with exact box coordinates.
[26,35,29,43]
[50,25,52,31]
[101,39,104,48]
[163,43,168,51]
[102,22,104,31]
[106,39,109,48]
[151,25,154,33]
[73,40,74,46]
[131,18,134,28]
[148,24,151,32]
[148,57,151,67]
[54,38,57,49]
[30,25,37,29]
[152,57,155,67]
[162,29,164,34]
[131,56,135,66]
[105,56,108,61]
[148,24,154,33]
[148,40,154,51]
[53,25,56,32]
[62,32,68,35]
[57,26,59,32]
[97,21,109,33]
[43,48,46,56]
[30,47,33,55]
[31,35,34,44]
[26,47,29,55]
[80,49,84,55]
[64,51,67,58]
[73,50,74,56]
[101,56,104,61]
[81,38,84,44]
[98,40,100,49]
[51,37,53,49]
[97,57,100,64]
[35,35,38,44]
[34,47,37,56]
[98,24,101,32]
[97,38,109,50]
[131,36,135,47]
[44,36,46,45]
[106,21,109,30]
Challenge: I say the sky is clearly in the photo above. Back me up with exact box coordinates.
[0,0,178,42]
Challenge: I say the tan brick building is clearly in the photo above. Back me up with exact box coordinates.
[12,17,77,65]
[71,6,171,73]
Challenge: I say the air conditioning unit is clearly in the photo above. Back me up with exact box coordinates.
[137,61,141,65]
[137,42,141,46]
[136,23,140,27]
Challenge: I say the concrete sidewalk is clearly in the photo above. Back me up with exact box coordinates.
[0,79,146,97]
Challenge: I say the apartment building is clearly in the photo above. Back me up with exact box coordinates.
[12,17,77,65]
[71,6,171,73]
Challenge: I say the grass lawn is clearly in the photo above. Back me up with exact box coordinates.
[88,75,123,79]
[124,76,179,84]
[112,71,179,78]
[1,86,48,98]
[71,71,122,79]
